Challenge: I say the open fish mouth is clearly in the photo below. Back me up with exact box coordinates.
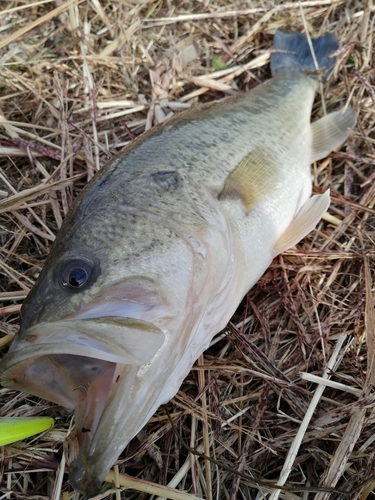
[0,317,165,452]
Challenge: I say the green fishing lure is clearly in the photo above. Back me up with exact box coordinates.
[0,417,54,445]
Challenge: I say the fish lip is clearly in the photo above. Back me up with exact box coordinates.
[6,316,165,366]
[4,339,127,365]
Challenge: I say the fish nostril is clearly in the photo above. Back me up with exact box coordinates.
[25,335,37,343]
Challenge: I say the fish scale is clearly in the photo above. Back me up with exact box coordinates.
[103,74,313,193]
[0,30,356,496]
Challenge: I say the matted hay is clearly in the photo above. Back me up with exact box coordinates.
[0,1,375,499]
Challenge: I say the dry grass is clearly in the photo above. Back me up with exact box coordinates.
[1,1,375,499]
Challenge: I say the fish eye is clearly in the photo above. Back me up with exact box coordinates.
[61,259,94,291]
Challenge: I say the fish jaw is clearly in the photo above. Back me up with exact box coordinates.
[1,335,151,497]
[0,317,165,453]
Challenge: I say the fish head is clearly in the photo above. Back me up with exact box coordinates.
[0,203,180,494]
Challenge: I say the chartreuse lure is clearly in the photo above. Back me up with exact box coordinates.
[0,417,54,445]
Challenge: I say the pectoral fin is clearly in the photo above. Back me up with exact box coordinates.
[311,108,356,163]
[219,147,278,212]
[273,190,330,256]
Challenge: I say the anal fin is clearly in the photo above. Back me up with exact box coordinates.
[311,108,356,163]
[273,190,330,256]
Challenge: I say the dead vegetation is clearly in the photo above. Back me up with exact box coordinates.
[1,0,375,499]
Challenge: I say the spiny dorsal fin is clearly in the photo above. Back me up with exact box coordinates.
[311,108,356,163]
[273,190,330,256]
[219,147,278,212]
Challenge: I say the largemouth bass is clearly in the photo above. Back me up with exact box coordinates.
[0,30,356,496]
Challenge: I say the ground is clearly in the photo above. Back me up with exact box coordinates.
[1,1,375,499]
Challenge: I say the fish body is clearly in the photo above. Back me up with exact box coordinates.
[0,31,356,496]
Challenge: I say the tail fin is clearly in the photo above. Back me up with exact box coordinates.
[271,30,339,80]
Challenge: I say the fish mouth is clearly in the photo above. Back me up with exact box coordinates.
[0,317,165,479]
[1,345,120,447]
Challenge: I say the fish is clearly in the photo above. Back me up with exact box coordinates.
[0,30,356,497]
